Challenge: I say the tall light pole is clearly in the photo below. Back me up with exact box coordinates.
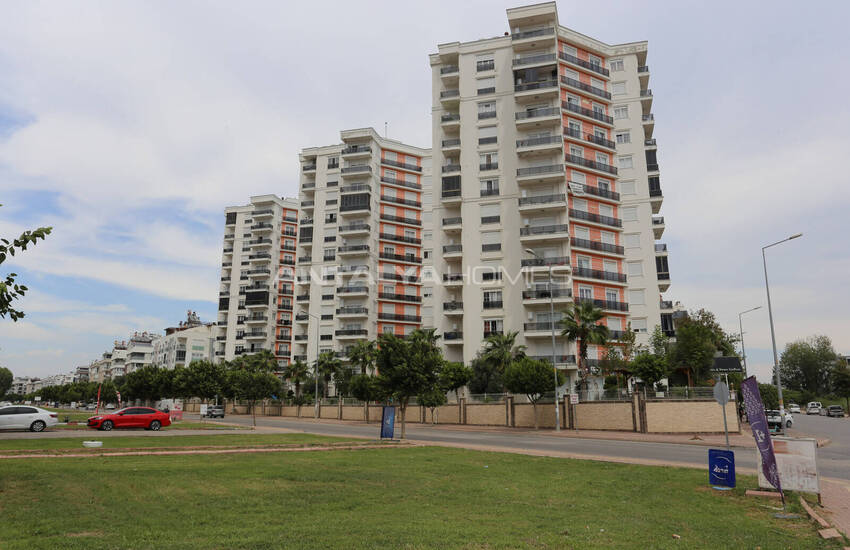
[300,309,320,419]
[737,306,761,378]
[526,249,563,432]
[762,233,802,436]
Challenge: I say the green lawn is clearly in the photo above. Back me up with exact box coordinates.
[0,433,356,451]
[0,445,840,549]
[51,421,241,431]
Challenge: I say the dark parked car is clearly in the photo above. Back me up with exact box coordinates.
[827,405,845,418]
[203,406,225,419]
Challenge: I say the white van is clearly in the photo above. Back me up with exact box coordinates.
[806,402,823,415]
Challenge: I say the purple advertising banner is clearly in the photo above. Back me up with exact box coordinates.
[740,377,783,496]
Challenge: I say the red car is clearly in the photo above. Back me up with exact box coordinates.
[87,407,172,431]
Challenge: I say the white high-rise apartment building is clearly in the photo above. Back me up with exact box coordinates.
[429,2,672,390]
[294,128,431,365]
[216,194,300,369]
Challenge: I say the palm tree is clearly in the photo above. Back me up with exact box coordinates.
[348,340,377,376]
[481,331,526,388]
[560,301,610,391]
[282,359,310,399]
[316,351,342,398]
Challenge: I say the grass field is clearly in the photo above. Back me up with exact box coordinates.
[0,433,355,451]
[0,442,840,549]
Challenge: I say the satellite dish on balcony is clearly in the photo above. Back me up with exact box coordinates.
[569,181,585,195]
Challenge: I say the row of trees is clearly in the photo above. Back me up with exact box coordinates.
[777,335,850,406]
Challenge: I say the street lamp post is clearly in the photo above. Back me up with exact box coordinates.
[301,309,321,419]
[762,233,802,436]
[737,306,762,378]
[526,249,563,432]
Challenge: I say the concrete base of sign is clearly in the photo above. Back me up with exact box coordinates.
[818,528,841,539]
[711,486,732,491]
[745,489,782,499]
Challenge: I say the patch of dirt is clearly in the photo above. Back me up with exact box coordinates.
[67,531,104,538]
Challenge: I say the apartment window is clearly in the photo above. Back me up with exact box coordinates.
[627,261,643,276]
[480,177,499,196]
[478,125,498,145]
[483,290,503,309]
[569,144,583,158]
[622,206,638,221]
[631,318,648,333]
[624,234,641,249]
[424,250,432,259]
[629,289,645,305]
[613,105,629,120]
[567,119,581,135]
[588,54,603,69]
[481,231,501,252]
[477,76,496,95]
[476,53,495,72]
[484,319,503,334]
[615,131,631,144]
[597,178,611,192]
[574,226,589,240]
[325,212,337,224]
[612,82,626,95]
[480,203,500,224]
[383,245,395,255]
[605,289,619,303]
[620,180,636,195]
[327,156,339,169]
[323,248,336,261]
[572,198,588,212]
[578,286,593,300]
[383,325,394,334]
[479,151,498,170]
[571,171,586,185]
[607,317,622,332]
[385,151,397,162]
[478,101,496,120]
[576,255,591,269]
[596,152,609,166]
[565,94,581,108]
[610,59,624,72]
[563,68,579,82]
[600,231,615,244]
[617,156,634,169]
[603,259,617,273]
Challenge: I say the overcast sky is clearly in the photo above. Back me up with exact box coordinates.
[2,0,849,381]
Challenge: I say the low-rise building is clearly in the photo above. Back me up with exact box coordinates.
[153,311,215,369]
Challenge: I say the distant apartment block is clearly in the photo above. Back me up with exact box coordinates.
[152,311,215,369]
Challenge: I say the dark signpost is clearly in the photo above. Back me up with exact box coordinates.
[380,406,396,440]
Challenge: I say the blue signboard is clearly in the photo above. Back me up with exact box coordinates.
[708,449,736,488]
[380,406,395,440]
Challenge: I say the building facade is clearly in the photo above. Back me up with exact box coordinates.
[152,311,215,369]
[216,194,299,368]
[428,2,672,390]
[294,128,431,365]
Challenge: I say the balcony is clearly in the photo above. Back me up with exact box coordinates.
[511,27,554,41]
[512,52,556,68]
[380,232,421,245]
[379,252,421,264]
[302,163,316,172]
[378,292,421,303]
[565,154,617,176]
[380,272,420,284]
[655,243,668,255]
[340,164,372,176]
[251,222,274,232]
[570,237,624,256]
[443,301,464,314]
[295,313,309,322]
[514,80,559,99]
[380,213,421,227]
[529,354,577,367]
[523,321,561,335]
[563,127,615,150]
[337,307,368,317]
[519,224,569,241]
[339,223,370,236]
[443,333,463,345]
[642,113,655,134]
[443,244,463,258]
[342,145,371,158]
[442,217,463,232]
[245,315,269,324]
[248,253,272,261]
[337,286,370,296]
[522,287,572,302]
[562,101,613,126]
[559,75,611,100]
[441,138,461,152]
[572,266,628,284]
[442,164,461,174]
[521,256,570,268]
[293,334,308,341]
[442,273,464,286]
[516,164,565,183]
[252,209,274,218]
[652,216,665,239]
[381,195,421,208]
[381,157,422,173]
[245,332,268,340]
[657,271,671,291]
[440,113,460,129]
[247,238,273,247]
[301,200,315,209]
[340,202,370,214]
[378,313,421,323]
[440,89,460,105]
[247,268,271,277]
[441,188,462,205]
[579,184,620,202]
[336,329,368,337]
[575,297,629,312]
[660,300,673,310]
[440,64,459,76]
[516,134,562,154]
[338,244,370,256]
[341,183,370,194]
[518,193,567,212]
[558,51,609,77]
[380,175,421,191]
[300,218,313,226]
[569,209,622,228]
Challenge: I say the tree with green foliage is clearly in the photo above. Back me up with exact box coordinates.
[315,351,342,398]
[418,386,447,424]
[282,359,310,401]
[503,356,565,429]
[669,319,716,386]
[757,383,779,410]
[225,350,281,426]
[188,360,226,404]
[778,335,838,395]
[560,301,609,389]
[481,331,526,377]
[440,361,472,401]
[468,353,505,394]
[831,363,850,410]
[648,325,672,359]
[630,352,669,390]
[348,339,377,376]
[376,330,444,438]
[349,374,380,421]
[0,208,52,321]
[0,367,12,397]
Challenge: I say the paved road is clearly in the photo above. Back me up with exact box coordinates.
[789,412,850,473]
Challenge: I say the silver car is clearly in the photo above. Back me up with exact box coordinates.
[0,405,59,432]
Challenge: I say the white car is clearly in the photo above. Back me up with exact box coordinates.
[766,410,793,428]
[806,402,823,415]
[0,405,59,432]
[788,404,801,414]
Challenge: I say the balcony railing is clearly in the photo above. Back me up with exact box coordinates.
[337,286,369,294]
[443,244,462,254]
[338,265,369,274]
[341,165,371,174]
[519,193,567,206]
[565,154,617,175]
[479,162,498,171]
[440,89,460,99]
[575,297,629,312]
[517,134,562,148]
[441,113,460,123]
[378,313,421,323]
[513,53,556,67]
[571,237,624,255]
[642,114,655,122]
[512,27,554,40]
[302,164,316,172]
[382,158,422,172]
[342,145,371,155]
[558,51,610,77]
[337,307,368,315]
[339,244,369,253]
[657,272,671,280]
[440,65,459,75]
[443,301,464,311]
[655,243,668,252]
[380,214,421,226]
[649,184,663,197]
[523,288,572,300]
[562,101,613,125]
[569,209,622,228]
[515,107,560,120]
[341,183,370,194]
[573,266,627,283]
[517,164,563,177]
[336,329,368,336]
[381,195,421,208]
[515,80,558,93]
[660,300,673,309]
[524,321,558,331]
[530,354,576,365]
[520,224,569,237]
[653,216,665,225]
[521,256,569,267]
[251,223,273,231]
[378,292,421,303]
[476,60,495,72]
[340,202,370,213]
[380,232,421,245]
[339,223,370,233]
[442,164,461,173]
[638,65,650,73]
[442,188,461,199]
[252,209,273,216]
[380,272,420,283]
[380,176,421,190]
[559,75,611,100]
[442,217,463,226]
[444,331,463,341]
[563,127,616,150]
[379,252,422,263]
[580,184,620,201]
[442,138,461,148]
[647,163,659,172]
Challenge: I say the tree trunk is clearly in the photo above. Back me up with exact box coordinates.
[251,400,257,427]
[364,401,369,423]
[532,401,539,430]
[400,402,407,439]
